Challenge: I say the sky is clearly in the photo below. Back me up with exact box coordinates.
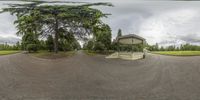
[0,0,200,46]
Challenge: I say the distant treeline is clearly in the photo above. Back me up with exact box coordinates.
[148,43,200,51]
[0,42,21,50]
[0,36,81,52]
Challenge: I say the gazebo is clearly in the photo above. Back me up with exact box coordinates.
[107,34,146,60]
[116,34,146,45]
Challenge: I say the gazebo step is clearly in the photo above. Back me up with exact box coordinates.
[106,52,144,60]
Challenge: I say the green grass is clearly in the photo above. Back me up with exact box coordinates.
[84,50,97,56]
[0,50,20,56]
[31,50,76,59]
[153,51,200,56]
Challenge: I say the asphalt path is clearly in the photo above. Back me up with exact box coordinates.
[0,51,200,100]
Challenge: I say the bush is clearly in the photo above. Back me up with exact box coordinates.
[94,42,105,51]
[60,42,72,51]
[26,44,38,53]
[47,44,54,52]
[86,40,94,50]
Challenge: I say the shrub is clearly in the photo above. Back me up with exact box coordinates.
[94,42,105,51]
[87,40,94,50]
[26,44,38,53]
[60,42,72,51]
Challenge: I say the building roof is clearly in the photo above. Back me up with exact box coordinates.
[117,34,145,41]
[114,34,146,43]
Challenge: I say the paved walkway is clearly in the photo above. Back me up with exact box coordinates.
[0,51,200,100]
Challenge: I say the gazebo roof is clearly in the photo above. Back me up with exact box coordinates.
[113,34,146,45]
[117,34,145,41]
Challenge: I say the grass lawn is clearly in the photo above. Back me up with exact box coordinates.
[0,50,20,56]
[153,51,200,56]
[31,51,76,59]
[84,50,97,56]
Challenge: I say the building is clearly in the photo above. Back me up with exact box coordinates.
[115,34,146,45]
[107,34,146,60]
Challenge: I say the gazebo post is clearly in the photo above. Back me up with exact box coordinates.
[142,40,146,59]
[131,38,134,59]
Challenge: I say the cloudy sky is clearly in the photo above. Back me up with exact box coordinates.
[0,0,200,46]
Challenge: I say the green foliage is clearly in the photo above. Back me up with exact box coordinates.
[148,43,200,51]
[160,46,165,51]
[0,44,14,50]
[180,43,200,51]
[27,44,38,53]
[15,41,21,50]
[59,33,81,51]
[147,43,160,51]
[110,42,118,51]
[59,41,72,51]
[0,42,21,50]
[166,45,176,51]
[39,40,46,50]
[21,33,39,51]
[46,35,54,52]
[85,40,94,50]
[2,1,112,53]
[71,40,81,50]
[94,24,112,50]
[94,42,105,51]
[153,51,200,56]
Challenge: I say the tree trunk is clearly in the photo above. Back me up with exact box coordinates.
[54,18,59,53]
[54,32,58,53]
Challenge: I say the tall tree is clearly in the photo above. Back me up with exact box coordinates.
[117,29,122,37]
[95,24,112,50]
[1,0,112,53]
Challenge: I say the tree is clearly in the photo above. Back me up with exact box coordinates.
[110,42,118,51]
[86,40,94,50]
[94,24,112,50]
[166,45,176,51]
[117,29,122,37]
[155,43,159,51]
[94,42,105,51]
[17,41,21,50]
[39,40,46,50]
[21,33,39,52]
[46,35,54,52]
[27,44,38,53]
[71,40,81,50]
[59,32,81,51]
[160,46,165,51]
[0,43,11,50]
[8,7,43,51]
[176,47,180,51]
[2,1,113,53]
[179,43,200,51]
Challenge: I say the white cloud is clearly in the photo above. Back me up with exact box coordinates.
[0,36,20,44]
[0,12,17,37]
[139,8,200,46]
